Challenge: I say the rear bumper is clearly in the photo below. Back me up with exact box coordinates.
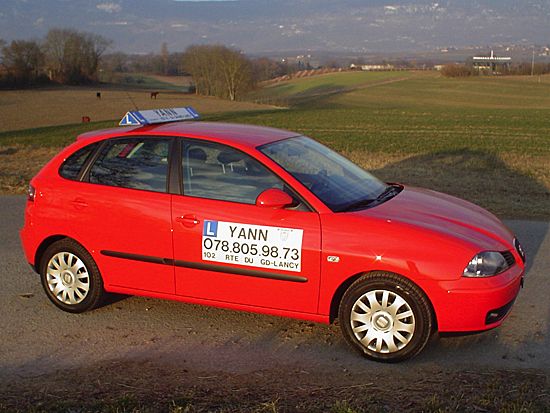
[427,265,524,332]
[20,225,36,267]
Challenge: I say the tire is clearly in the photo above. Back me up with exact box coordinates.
[39,239,105,313]
[339,272,434,362]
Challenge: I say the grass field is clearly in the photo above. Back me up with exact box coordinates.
[107,73,194,91]
[249,70,410,105]
[1,72,549,219]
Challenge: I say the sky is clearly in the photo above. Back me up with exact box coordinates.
[1,0,549,55]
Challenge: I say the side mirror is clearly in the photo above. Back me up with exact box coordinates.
[256,188,294,209]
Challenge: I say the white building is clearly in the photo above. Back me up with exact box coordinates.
[472,50,511,72]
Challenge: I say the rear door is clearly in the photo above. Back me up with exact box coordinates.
[171,138,322,314]
[66,136,175,294]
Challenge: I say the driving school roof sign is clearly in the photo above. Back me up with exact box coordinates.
[119,107,200,126]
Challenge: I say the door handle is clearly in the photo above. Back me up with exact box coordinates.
[71,198,88,209]
[176,214,200,227]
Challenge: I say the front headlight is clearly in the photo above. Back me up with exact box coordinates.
[463,251,510,277]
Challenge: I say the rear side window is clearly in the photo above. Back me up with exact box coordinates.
[89,138,170,193]
[59,143,99,181]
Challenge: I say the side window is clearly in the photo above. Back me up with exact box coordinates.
[59,143,99,181]
[182,140,284,204]
[89,138,170,193]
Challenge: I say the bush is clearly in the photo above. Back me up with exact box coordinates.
[441,64,474,77]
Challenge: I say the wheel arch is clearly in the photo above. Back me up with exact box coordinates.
[329,270,438,331]
[34,235,71,273]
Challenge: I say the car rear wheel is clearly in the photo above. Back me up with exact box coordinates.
[339,272,434,362]
[40,239,105,313]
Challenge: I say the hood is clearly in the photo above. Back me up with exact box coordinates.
[359,186,514,251]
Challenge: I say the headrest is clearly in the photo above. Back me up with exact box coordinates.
[188,148,207,161]
[217,150,244,165]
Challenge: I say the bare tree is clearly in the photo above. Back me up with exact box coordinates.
[2,40,44,86]
[0,39,5,66]
[252,57,292,82]
[161,42,169,75]
[183,45,217,96]
[183,44,255,101]
[43,28,68,81]
[217,47,253,101]
[83,33,112,80]
[43,28,111,84]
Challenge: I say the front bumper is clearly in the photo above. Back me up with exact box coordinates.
[427,264,524,332]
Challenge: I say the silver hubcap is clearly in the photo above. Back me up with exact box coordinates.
[350,289,415,354]
[46,252,90,305]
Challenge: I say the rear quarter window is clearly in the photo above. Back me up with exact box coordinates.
[88,138,170,193]
[59,143,99,181]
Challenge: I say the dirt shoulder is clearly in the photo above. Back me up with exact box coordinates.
[1,359,548,412]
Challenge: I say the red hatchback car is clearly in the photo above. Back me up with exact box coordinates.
[20,113,525,362]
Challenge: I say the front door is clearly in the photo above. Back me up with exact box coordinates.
[171,139,321,314]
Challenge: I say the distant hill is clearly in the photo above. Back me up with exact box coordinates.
[1,0,549,54]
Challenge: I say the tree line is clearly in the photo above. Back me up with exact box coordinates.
[1,31,296,101]
[102,45,297,81]
[101,44,299,101]
[0,29,111,87]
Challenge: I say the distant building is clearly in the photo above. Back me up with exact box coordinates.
[350,63,394,71]
[283,54,320,70]
[472,50,511,72]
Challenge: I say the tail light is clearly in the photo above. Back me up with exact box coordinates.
[27,184,36,202]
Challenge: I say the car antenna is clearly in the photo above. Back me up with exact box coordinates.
[125,91,139,111]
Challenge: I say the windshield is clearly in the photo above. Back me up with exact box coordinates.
[259,136,389,212]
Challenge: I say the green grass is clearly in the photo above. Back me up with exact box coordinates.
[0,120,117,148]
[248,71,408,105]
[8,72,548,156]
[108,73,189,91]
[1,71,549,218]
[238,73,550,156]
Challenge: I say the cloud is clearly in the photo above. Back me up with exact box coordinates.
[96,3,122,13]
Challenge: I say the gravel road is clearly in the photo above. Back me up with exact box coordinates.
[1,194,549,395]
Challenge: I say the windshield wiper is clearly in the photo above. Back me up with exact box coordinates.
[375,184,401,202]
[339,184,402,212]
[339,198,376,212]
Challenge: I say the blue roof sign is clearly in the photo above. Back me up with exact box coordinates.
[119,107,200,126]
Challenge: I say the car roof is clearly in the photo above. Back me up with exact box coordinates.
[77,121,299,148]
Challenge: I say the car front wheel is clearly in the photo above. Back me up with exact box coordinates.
[40,239,105,313]
[339,272,434,362]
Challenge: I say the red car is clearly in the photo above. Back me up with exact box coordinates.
[20,110,525,362]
